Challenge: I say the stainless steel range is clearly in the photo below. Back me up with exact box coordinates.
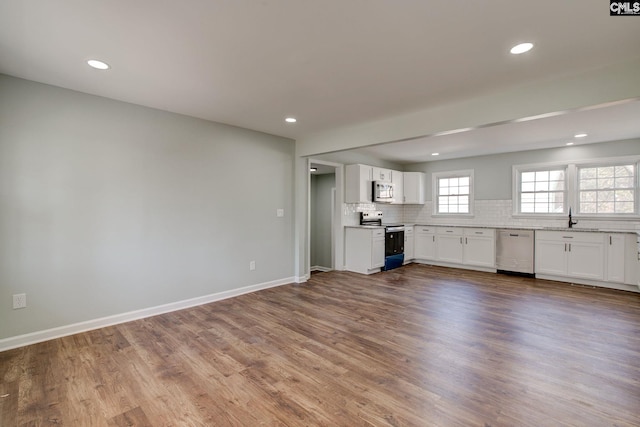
[360,212,405,271]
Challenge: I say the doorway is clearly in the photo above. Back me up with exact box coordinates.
[308,160,343,276]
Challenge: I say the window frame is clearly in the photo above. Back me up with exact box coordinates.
[432,169,475,217]
[513,163,569,217]
[575,160,639,217]
[513,156,640,219]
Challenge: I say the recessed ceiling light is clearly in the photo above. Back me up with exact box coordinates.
[510,42,534,55]
[574,133,588,138]
[310,167,317,172]
[566,142,574,146]
[87,59,110,70]
[285,117,297,123]
[432,153,440,156]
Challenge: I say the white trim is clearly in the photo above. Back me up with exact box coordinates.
[0,276,294,352]
[310,265,332,272]
[295,274,309,283]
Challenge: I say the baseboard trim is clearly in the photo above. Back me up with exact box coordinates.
[310,265,332,272]
[0,276,295,352]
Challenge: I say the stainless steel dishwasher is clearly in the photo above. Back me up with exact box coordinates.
[496,229,535,276]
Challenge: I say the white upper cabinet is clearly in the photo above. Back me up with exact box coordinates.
[345,164,373,203]
[371,167,392,182]
[391,170,404,205]
[403,172,425,204]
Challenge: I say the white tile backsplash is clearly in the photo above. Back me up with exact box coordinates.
[402,200,640,231]
[342,200,639,231]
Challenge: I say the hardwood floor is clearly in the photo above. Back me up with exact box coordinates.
[2,264,640,426]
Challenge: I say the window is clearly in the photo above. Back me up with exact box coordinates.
[433,170,473,215]
[519,169,566,213]
[514,157,640,217]
[578,164,636,214]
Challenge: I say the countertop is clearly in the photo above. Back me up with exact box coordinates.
[345,224,638,234]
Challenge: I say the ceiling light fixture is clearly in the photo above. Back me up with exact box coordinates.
[87,59,110,70]
[285,117,297,123]
[574,133,588,138]
[431,153,440,156]
[510,42,534,55]
[566,142,574,146]
[310,167,317,172]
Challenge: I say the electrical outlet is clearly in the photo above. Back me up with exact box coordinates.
[13,293,26,309]
[249,261,256,271]
[276,209,284,217]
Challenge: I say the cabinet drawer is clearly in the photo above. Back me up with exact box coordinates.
[536,231,604,244]
[464,228,494,237]
[437,227,463,236]
[416,226,436,234]
[404,226,414,235]
[372,229,385,238]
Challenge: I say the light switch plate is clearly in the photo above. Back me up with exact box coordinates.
[276,209,284,217]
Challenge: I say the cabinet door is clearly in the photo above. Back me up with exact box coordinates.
[345,164,372,203]
[567,242,604,280]
[372,237,385,268]
[464,236,495,267]
[391,170,404,204]
[405,232,414,260]
[436,235,464,264]
[535,240,567,275]
[415,231,436,260]
[606,234,626,283]
[403,172,425,204]
[372,167,392,182]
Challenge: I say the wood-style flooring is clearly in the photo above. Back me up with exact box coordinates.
[1,264,640,426]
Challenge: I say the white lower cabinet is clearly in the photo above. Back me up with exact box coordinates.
[414,226,436,260]
[463,228,496,268]
[436,228,464,264]
[345,227,385,274]
[413,226,496,271]
[606,234,626,283]
[404,226,414,261]
[535,231,604,281]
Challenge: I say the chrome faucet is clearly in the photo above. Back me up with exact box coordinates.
[568,207,578,228]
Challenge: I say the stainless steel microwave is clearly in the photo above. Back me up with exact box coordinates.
[373,181,395,203]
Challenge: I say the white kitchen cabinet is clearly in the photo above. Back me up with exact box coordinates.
[436,227,464,264]
[463,228,496,268]
[371,167,392,182]
[345,227,385,274]
[345,164,373,203]
[404,226,414,261]
[402,172,425,204]
[391,170,404,205]
[414,226,436,260]
[606,233,631,284]
[535,231,605,281]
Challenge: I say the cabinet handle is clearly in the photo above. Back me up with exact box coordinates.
[568,244,571,252]
[446,230,453,233]
[609,236,612,245]
[460,237,463,244]
[465,237,468,244]
[562,236,573,239]
[564,243,567,252]
[432,236,435,242]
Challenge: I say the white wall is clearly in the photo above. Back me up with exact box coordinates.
[0,75,295,341]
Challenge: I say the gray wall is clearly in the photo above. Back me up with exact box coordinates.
[404,139,640,200]
[310,174,335,269]
[0,75,295,340]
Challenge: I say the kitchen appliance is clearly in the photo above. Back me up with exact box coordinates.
[496,229,535,276]
[359,211,405,271]
[372,181,395,203]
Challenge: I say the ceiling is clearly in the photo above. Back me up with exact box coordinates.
[1,0,640,161]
